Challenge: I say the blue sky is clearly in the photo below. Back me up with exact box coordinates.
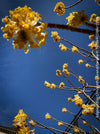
[0,0,100,133]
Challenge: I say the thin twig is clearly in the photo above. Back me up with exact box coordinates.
[65,0,83,9]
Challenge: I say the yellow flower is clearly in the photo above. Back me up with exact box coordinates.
[45,113,51,120]
[66,10,88,28]
[89,34,94,40]
[73,127,80,133]
[44,81,51,88]
[68,97,73,102]
[72,46,78,53]
[51,31,60,42]
[29,120,36,127]
[63,69,70,76]
[50,83,56,89]
[85,63,91,68]
[83,120,88,125]
[90,13,97,23]
[1,6,47,53]
[58,121,63,126]
[95,76,100,81]
[63,63,68,69]
[88,41,97,50]
[61,46,67,52]
[62,108,67,113]
[78,76,85,84]
[59,82,65,88]
[56,69,62,76]
[82,104,95,116]
[78,59,83,64]
[54,2,65,16]
[75,98,84,107]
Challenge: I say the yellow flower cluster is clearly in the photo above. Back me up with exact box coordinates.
[85,63,91,68]
[82,104,96,115]
[78,59,83,64]
[13,109,30,134]
[62,63,70,76]
[95,0,100,5]
[88,41,97,50]
[59,82,65,88]
[54,2,65,16]
[95,76,100,81]
[1,6,47,53]
[73,127,80,133]
[66,10,88,28]
[45,113,51,120]
[29,120,36,127]
[44,81,56,89]
[51,31,60,42]
[90,13,97,23]
[72,46,78,53]
[59,43,67,52]
[78,76,85,84]
[89,34,94,40]
[56,69,62,76]
[58,121,63,126]
[62,108,67,113]
[73,94,84,107]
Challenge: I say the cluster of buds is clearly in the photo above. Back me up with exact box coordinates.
[59,43,67,52]
[44,81,56,89]
[54,2,65,16]
[51,31,60,42]
[88,41,97,50]
[82,104,96,115]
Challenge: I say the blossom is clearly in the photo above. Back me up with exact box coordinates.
[29,120,36,127]
[45,113,51,120]
[56,69,62,76]
[66,10,88,28]
[44,81,51,88]
[51,31,60,42]
[59,43,67,52]
[88,41,97,50]
[12,109,29,133]
[68,97,73,102]
[72,46,78,53]
[63,63,68,69]
[58,121,63,126]
[54,2,65,16]
[78,59,83,64]
[89,13,97,23]
[59,82,65,88]
[50,83,56,89]
[89,34,94,40]
[85,63,91,68]
[62,108,67,113]
[78,76,85,84]
[1,6,47,53]
[95,76,100,81]
[62,69,70,76]
[82,104,95,115]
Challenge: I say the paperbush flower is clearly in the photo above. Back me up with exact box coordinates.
[54,2,65,16]
[1,6,47,53]
[66,10,88,28]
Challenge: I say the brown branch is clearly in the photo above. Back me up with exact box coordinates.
[65,0,83,9]
[47,23,99,35]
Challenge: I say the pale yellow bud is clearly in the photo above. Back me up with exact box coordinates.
[45,113,51,120]
[62,108,67,113]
